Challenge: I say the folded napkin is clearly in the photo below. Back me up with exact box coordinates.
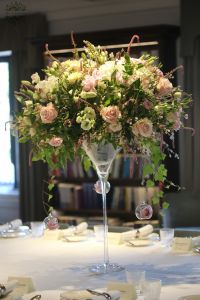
[0,280,18,297]
[0,224,10,232]
[60,290,120,300]
[0,219,22,232]
[75,222,88,234]
[10,219,22,229]
[62,222,88,237]
[120,224,153,243]
[192,236,200,246]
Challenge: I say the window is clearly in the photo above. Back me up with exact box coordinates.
[0,58,15,186]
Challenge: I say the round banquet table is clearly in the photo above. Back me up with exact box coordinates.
[0,232,200,299]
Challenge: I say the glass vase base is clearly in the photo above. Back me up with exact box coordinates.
[89,262,124,274]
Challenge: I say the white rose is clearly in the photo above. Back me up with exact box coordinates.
[31,72,40,84]
[98,61,116,81]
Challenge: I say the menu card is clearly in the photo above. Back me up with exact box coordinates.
[107,281,137,300]
[172,237,193,252]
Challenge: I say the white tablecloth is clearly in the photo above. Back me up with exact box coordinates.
[1,234,200,299]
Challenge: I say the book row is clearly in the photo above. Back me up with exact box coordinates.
[57,183,157,212]
[56,155,149,180]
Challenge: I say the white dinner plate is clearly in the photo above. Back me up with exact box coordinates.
[178,295,200,300]
[22,290,63,300]
[0,226,30,238]
[127,239,153,247]
[0,230,27,238]
[63,236,88,242]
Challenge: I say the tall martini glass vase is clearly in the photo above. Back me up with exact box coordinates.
[82,141,124,274]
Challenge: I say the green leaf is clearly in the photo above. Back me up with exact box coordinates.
[124,53,133,75]
[158,190,164,198]
[104,98,111,106]
[83,156,92,172]
[154,164,167,182]
[162,201,169,210]
[48,183,55,191]
[48,194,53,201]
[146,179,154,188]
[134,78,141,90]
[48,206,54,213]
[18,136,29,143]
[151,189,164,205]
[143,164,154,177]
[152,194,159,204]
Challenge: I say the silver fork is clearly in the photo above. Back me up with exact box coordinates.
[86,289,111,300]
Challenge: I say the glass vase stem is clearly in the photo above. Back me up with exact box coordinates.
[99,175,109,268]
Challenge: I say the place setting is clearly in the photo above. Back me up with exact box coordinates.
[119,224,159,247]
[0,219,30,239]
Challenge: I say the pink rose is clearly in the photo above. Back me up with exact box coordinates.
[116,71,124,83]
[82,75,97,92]
[143,99,153,110]
[100,106,121,124]
[40,103,58,124]
[155,68,164,77]
[132,118,153,138]
[48,137,63,147]
[157,78,173,96]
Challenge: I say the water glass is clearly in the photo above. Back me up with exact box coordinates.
[142,278,162,300]
[160,228,174,247]
[94,225,105,242]
[31,222,44,237]
[125,269,145,294]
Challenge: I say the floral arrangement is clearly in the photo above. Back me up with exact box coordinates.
[14,36,192,209]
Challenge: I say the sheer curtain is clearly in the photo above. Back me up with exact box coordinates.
[164,1,200,227]
[180,37,200,194]
[0,14,49,221]
[0,61,15,184]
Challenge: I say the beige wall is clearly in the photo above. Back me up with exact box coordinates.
[0,0,180,35]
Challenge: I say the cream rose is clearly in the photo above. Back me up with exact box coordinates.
[29,128,36,137]
[48,137,63,147]
[157,77,173,96]
[132,118,153,138]
[100,106,121,124]
[68,72,82,84]
[167,112,181,131]
[40,103,58,124]
[108,123,122,132]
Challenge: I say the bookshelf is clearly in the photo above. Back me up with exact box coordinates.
[52,154,160,223]
[36,25,179,224]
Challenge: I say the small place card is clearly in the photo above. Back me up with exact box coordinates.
[5,276,35,300]
[43,229,61,240]
[107,281,137,300]
[172,237,193,252]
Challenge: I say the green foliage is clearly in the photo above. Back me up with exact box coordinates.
[162,201,170,210]
[152,190,164,205]
[143,164,154,177]
[83,156,92,171]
